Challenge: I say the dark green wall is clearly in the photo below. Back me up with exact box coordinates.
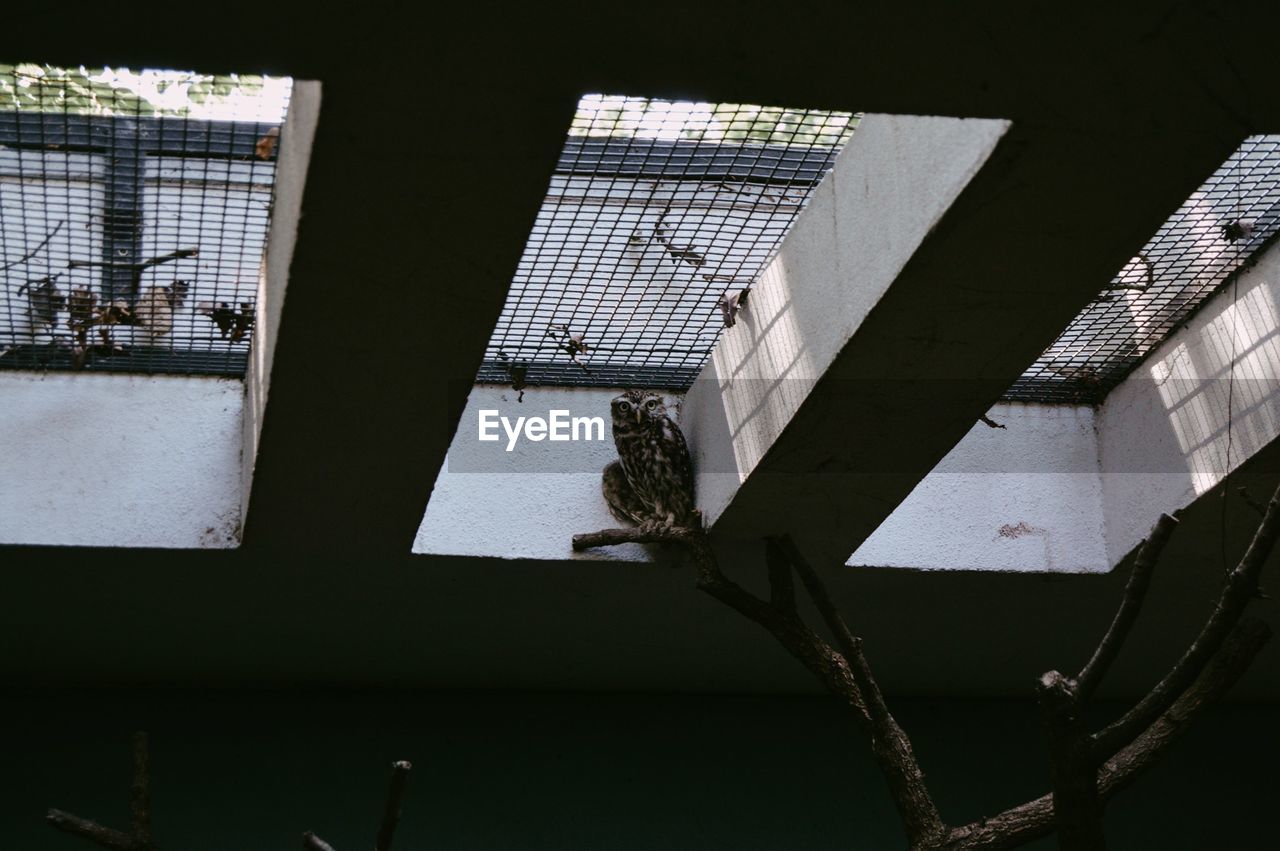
[2,691,1274,849]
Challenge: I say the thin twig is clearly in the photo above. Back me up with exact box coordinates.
[375,761,413,851]
[1074,513,1178,702]
[1237,486,1267,518]
[653,205,706,268]
[302,831,338,851]
[979,414,1007,429]
[0,219,64,272]
[67,248,197,272]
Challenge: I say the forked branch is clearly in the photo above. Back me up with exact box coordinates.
[575,525,944,845]
[1091,485,1280,760]
[944,618,1272,850]
[573,478,1280,851]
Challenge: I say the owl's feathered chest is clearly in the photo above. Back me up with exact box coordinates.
[613,418,694,506]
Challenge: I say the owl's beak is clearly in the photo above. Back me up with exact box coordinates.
[635,407,643,424]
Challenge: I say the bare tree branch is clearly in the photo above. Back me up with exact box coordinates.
[574,492,1276,851]
[1091,481,1280,759]
[376,761,413,851]
[1036,672,1105,851]
[777,535,946,846]
[130,732,151,848]
[577,524,868,719]
[692,537,869,720]
[1098,617,1271,799]
[573,526,702,550]
[576,526,943,845]
[46,810,139,851]
[945,617,1273,849]
[1075,513,1178,702]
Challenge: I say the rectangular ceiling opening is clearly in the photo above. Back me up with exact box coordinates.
[0,63,293,376]
[476,94,858,390]
[1006,135,1280,403]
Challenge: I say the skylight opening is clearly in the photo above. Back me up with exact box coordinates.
[0,62,293,376]
[1007,135,1280,403]
[478,94,857,390]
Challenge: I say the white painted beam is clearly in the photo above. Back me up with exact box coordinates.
[240,80,320,526]
[684,114,1012,561]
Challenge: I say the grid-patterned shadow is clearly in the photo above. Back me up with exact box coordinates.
[477,95,858,390]
[0,64,291,376]
[1007,135,1280,403]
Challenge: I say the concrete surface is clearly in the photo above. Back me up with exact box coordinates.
[0,371,243,548]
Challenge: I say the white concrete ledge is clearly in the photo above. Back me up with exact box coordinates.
[415,385,681,561]
[851,232,1280,573]
[0,372,244,548]
[850,403,1107,572]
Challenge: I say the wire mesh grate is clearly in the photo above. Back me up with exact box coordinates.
[477,94,858,390]
[1006,135,1280,403]
[0,63,292,376]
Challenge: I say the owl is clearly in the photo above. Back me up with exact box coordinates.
[602,389,697,531]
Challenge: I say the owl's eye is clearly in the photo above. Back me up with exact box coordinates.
[646,399,658,410]
[618,401,631,412]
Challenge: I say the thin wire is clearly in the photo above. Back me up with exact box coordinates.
[1220,140,1245,576]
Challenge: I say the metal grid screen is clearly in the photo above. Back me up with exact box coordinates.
[0,63,292,376]
[477,94,857,390]
[1006,135,1280,403]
